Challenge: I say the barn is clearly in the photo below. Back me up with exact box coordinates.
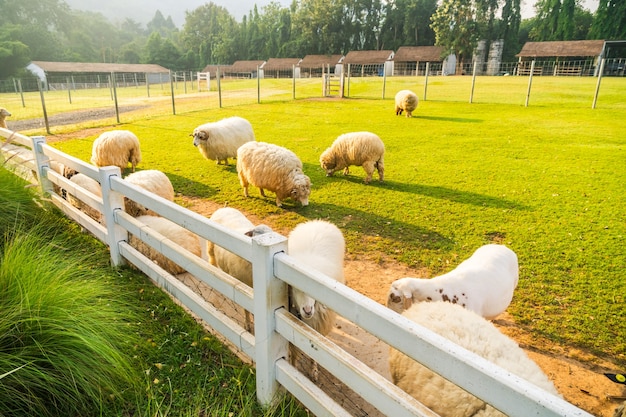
[298,54,344,77]
[262,58,302,78]
[26,61,170,90]
[343,50,394,77]
[222,60,266,79]
[393,46,448,76]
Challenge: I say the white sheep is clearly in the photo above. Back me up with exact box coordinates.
[394,89,418,117]
[128,215,201,275]
[319,131,385,184]
[236,141,311,207]
[207,207,273,331]
[68,173,103,223]
[123,170,175,217]
[191,116,255,165]
[0,107,11,129]
[90,130,141,172]
[287,220,345,336]
[388,301,561,417]
[387,244,518,320]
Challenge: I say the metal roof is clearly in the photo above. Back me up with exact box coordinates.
[299,54,344,68]
[516,40,606,58]
[227,60,266,72]
[394,46,444,62]
[263,58,302,70]
[30,61,170,73]
[343,50,394,64]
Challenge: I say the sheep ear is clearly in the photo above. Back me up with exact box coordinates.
[244,229,254,237]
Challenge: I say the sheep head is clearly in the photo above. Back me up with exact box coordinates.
[319,151,337,176]
[290,287,317,320]
[191,128,208,147]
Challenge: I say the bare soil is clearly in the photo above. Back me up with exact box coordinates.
[10,112,625,417]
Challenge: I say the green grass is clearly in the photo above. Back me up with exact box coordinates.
[46,76,626,366]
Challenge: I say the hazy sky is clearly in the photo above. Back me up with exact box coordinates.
[65,0,600,28]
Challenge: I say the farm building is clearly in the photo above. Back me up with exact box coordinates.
[343,50,394,77]
[200,64,231,78]
[26,61,170,90]
[298,54,344,77]
[393,46,448,76]
[515,40,625,76]
[222,60,266,79]
[262,58,302,78]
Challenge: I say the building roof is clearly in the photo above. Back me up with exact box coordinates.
[201,64,232,74]
[30,61,169,73]
[263,58,302,70]
[394,46,444,62]
[299,54,344,68]
[343,50,394,64]
[228,60,266,72]
[516,40,606,58]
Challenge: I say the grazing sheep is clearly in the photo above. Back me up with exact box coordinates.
[90,130,141,172]
[123,170,175,217]
[0,108,11,129]
[389,301,561,417]
[68,173,103,223]
[287,220,345,336]
[207,207,273,331]
[236,141,311,207]
[387,244,518,320]
[319,131,385,184]
[191,116,255,165]
[128,215,201,275]
[394,89,418,117]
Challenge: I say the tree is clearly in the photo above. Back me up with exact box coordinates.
[590,0,626,39]
[181,3,238,66]
[430,0,480,67]
[0,39,30,79]
[499,0,521,61]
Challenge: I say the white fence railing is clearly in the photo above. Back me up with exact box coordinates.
[1,128,593,417]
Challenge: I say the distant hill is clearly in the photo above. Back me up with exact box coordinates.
[63,0,287,28]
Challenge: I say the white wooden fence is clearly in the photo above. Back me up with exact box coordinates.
[1,128,593,417]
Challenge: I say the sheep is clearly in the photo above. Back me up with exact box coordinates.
[123,170,175,217]
[67,173,103,223]
[394,89,418,117]
[90,129,141,172]
[0,107,11,129]
[128,215,201,275]
[388,301,561,417]
[387,244,518,320]
[236,141,311,207]
[191,116,255,165]
[319,131,385,184]
[287,220,345,336]
[207,207,273,332]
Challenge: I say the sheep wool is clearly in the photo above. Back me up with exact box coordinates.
[68,173,103,223]
[123,170,175,217]
[0,107,11,129]
[394,89,418,117]
[192,116,255,165]
[389,301,561,417]
[90,130,141,172]
[387,244,518,320]
[128,215,201,275]
[320,131,385,184]
[237,141,311,207]
[287,220,345,336]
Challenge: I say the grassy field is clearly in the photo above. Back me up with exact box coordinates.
[4,76,625,368]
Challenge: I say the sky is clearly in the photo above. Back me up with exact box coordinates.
[64,0,600,28]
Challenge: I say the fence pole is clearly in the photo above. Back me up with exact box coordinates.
[525,60,535,107]
[30,136,54,194]
[347,64,351,97]
[292,65,296,100]
[99,167,127,267]
[37,80,51,134]
[110,73,120,124]
[469,61,477,103]
[66,76,72,104]
[251,232,289,406]
[18,79,25,108]
[169,70,176,115]
[592,58,606,109]
[424,62,430,101]
[257,66,261,104]
[217,67,222,108]
[382,67,387,99]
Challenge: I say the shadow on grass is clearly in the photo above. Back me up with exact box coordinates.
[164,172,218,198]
[413,115,482,123]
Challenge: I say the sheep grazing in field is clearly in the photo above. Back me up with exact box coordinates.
[191,116,255,165]
[128,215,201,275]
[90,130,141,172]
[320,131,385,184]
[394,89,418,117]
[389,301,561,417]
[0,108,11,129]
[207,207,273,331]
[123,170,175,217]
[287,220,345,336]
[387,244,518,320]
[67,173,103,223]
[236,141,311,207]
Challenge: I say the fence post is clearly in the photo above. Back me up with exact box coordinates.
[592,58,606,109]
[66,76,72,104]
[110,72,120,124]
[251,231,289,406]
[169,70,176,115]
[424,62,430,101]
[99,166,127,267]
[30,136,54,195]
[37,80,51,134]
[469,61,478,103]
[217,67,222,108]
[292,64,296,100]
[525,60,535,107]
[257,66,261,104]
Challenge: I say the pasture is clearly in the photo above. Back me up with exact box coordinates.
[4,75,625,366]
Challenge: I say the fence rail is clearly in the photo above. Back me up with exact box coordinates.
[0,128,596,417]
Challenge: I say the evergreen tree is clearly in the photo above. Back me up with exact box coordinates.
[590,0,626,39]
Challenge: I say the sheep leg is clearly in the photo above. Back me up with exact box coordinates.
[259,188,266,197]
[342,167,350,176]
[239,174,250,197]
[362,161,376,184]
[376,160,385,182]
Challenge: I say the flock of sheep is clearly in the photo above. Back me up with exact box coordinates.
[1,91,575,416]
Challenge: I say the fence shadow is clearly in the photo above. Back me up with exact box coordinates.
[164,171,218,198]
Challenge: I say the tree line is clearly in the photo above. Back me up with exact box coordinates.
[0,0,624,79]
